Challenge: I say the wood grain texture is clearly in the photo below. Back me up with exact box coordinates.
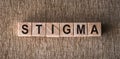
[60,23,74,37]
[46,23,60,37]
[88,22,101,36]
[74,23,88,37]
[0,0,120,59]
[18,22,32,36]
[32,23,46,37]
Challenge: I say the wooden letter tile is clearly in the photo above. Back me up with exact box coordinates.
[18,22,32,36]
[46,23,59,37]
[60,23,73,37]
[74,23,88,37]
[32,23,46,37]
[88,22,101,36]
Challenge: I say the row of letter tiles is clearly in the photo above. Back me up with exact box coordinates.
[18,22,101,37]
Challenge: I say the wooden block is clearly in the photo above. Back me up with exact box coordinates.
[74,23,88,37]
[46,23,59,37]
[60,23,73,37]
[18,22,32,36]
[32,23,46,37]
[88,22,101,36]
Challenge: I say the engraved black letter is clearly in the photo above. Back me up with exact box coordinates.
[63,24,71,34]
[36,25,42,34]
[77,25,85,34]
[52,24,54,34]
[91,25,98,34]
[22,24,29,34]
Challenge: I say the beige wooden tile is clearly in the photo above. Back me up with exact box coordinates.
[32,23,46,37]
[60,23,73,37]
[18,22,32,36]
[46,23,59,37]
[88,22,101,36]
[74,23,88,37]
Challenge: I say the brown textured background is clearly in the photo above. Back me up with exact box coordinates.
[0,0,120,59]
